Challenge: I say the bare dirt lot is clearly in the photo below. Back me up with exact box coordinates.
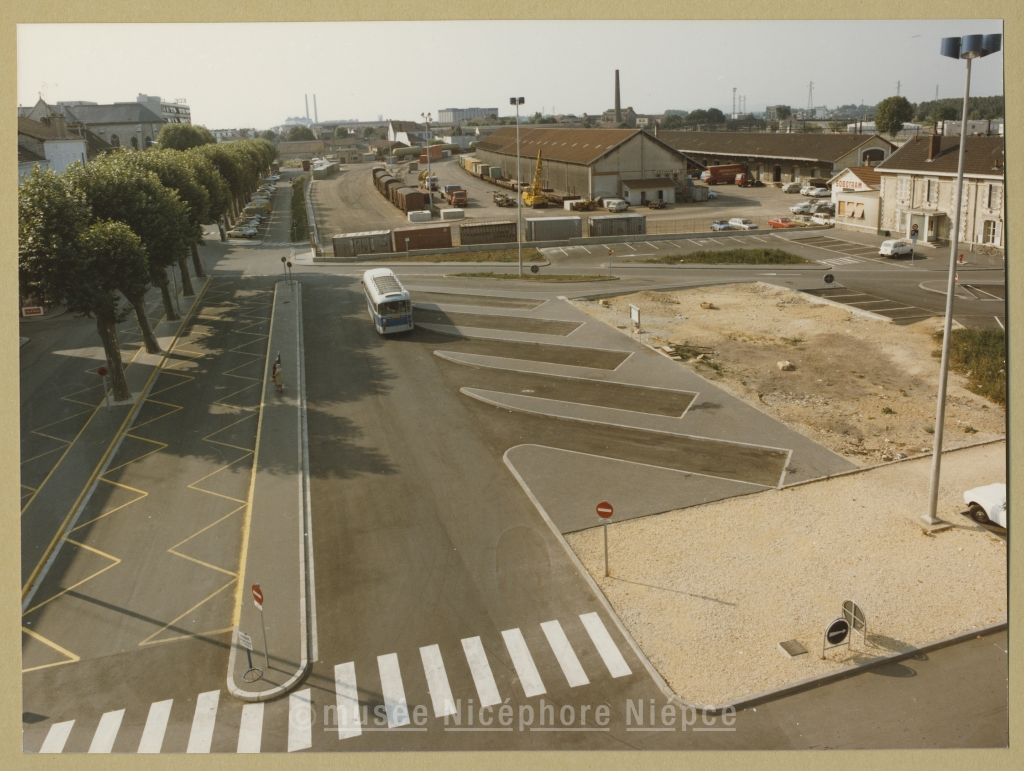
[573,283,1006,465]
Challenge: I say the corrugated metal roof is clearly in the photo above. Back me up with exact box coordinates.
[658,131,895,163]
[476,127,696,167]
[876,135,1004,177]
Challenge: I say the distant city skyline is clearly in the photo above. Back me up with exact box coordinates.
[18,20,1004,130]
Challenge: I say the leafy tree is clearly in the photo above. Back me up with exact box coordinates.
[286,125,316,141]
[706,108,726,123]
[935,105,959,122]
[184,148,232,251]
[874,96,915,135]
[19,169,148,400]
[663,109,688,117]
[333,126,349,138]
[775,105,792,120]
[158,123,216,151]
[65,150,194,335]
[260,129,277,141]
[194,143,246,224]
[362,126,376,139]
[660,114,685,130]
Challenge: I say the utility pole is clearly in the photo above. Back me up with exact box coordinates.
[732,87,737,117]
[510,97,525,277]
[897,80,901,96]
[807,81,814,113]
[936,84,939,100]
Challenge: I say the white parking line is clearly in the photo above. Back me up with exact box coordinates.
[236,703,264,753]
[502,628,547,697]
[645,241,660,249]
[579,245,592,254]
[749,236,768,243]
[540,620,590,687]
[622,243,636,251]
[580,613,632,678]
[667,241,681,248]
[995,316,1005,329]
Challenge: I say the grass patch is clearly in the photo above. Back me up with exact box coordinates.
[934,328,1006,405]
[387,248,544,263]
[290,175,308,243]
[780,336,806,346]
[449,273,618,282]
[638,248,813,265]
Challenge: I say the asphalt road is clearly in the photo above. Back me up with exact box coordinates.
[20,176,1008,753]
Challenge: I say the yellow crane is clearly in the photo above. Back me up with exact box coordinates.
[521,150,549,208]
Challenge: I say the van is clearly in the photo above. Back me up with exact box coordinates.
[781,182,802,193]
[604,198,629,212]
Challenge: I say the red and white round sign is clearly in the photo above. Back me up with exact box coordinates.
[97,366,109,377]
[252,584,264,609]
[596,501,614,519]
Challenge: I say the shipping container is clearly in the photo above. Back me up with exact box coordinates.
[393,225,453,252]
[408,210,432,223]
[301,160,311,171]
[459,221,518,245]
[372,167,387,181]
[408,162,418,172]
[394,187,429,212]
[489,167,502,179]
[441,150,451,158]
[362,153,376,162]
[376,174,396,194]
[440,208,464,220]
[525,216,582,242]
[588,214,647,237]
[332,230,392,258]
[688,184,710,202]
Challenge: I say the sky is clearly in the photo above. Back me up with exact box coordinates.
[18,20,1004,130]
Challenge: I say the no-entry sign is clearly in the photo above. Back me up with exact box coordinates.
[596,501,614,519]
[252,584,264,610]
[96,366,109,377]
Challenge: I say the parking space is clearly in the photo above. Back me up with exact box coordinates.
[800,285,936,324]
[963,283,1005,301]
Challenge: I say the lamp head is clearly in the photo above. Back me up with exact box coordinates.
[941,33,1001,59]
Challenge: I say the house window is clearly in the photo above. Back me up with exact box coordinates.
[110,134,120,147]
[986,184,1002,210]
[131,137,139,149]
[897,176,911,200]
[983,220,998,244]
[925,179,938,204]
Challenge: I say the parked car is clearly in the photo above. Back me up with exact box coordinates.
[707,190,719,199]
[781,182,803,193]
[811,213,834,226]
[711,220,732,231]
[263,175,281,181]
[604,198,629,212]
[964,483,1006,527]
[800,185,816,196]
[238,215,262,226]
[647,199,666,209]
[790,200,816,214]
[879,238,915,257]
[767,216,803,228]
[808,187,831,198]
[227,227,258,239]
[810,202,835,214]
[250,195,271,203]
[728,217,758,230]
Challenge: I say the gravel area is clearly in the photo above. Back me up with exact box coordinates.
[565,442,1007,707]
[573,283,1006,465]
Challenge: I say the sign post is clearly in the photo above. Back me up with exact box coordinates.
[239,631,262,682]
[628,305,640,337]
[96,366,110,411]
[252,584,269,670]
[911,228,919,265]
[821,617,851,659]
[597,502,614,576]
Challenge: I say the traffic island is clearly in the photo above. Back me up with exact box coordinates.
[227,280,314,702]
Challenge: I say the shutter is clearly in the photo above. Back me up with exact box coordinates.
[993,220,1002,247]
[992,184,1002,211]
[959,182,971,240]
[855,203,865,219]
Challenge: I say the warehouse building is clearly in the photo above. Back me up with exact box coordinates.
[658,131,895,184]
[474,127,702,200]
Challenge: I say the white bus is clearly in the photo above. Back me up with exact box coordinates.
[362,268,413,334]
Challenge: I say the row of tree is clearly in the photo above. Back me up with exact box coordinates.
[19,128,276,402]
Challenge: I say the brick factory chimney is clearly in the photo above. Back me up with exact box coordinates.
[615,70,621,123]
[927,134,941,161]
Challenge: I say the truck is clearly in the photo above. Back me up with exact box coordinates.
[445,187,468,207]
[700,163,763,187]
[734,168,766,187]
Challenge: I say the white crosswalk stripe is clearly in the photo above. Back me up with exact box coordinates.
[334,662,362,739]
[236,703,264,753]
[138,700,173,753]
[502,627,546,697]
[420,644,457,717]
[541,620,590,687]
[39,720,74,753]
[378,653,411,728]
[32,615,635,752]
[88,709,124,753]
[462,636,502,707]
[580,613,632,678]
[288,689,313,752]
[186,690,220,753]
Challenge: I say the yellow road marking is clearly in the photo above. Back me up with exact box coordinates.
[139,580,237,646]
[69,479,148,531]
[22,627,80,673]
[23,539,121,615]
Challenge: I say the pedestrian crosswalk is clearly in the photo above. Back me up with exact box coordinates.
[30,612,631,753]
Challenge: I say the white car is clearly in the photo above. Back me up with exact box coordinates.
[879,239,914,257]
[781,182,802,193]
[227,227,258,239]
[790,201,816,214]
[964,483,1006,527]
[707,190,718,199]
[728,218,758,230]
[811,213,834,226]
[604,198,629,212]
[808,187,831,198]
[263,175,281,181]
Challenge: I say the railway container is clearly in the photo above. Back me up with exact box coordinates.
[459,221,517,246]
[375,174,396,194]
[489,167,502,179]
[394,187,429,212]
[588,214,647,237]
[524,216,582,241]
[371,167,387,181]
[392,225,453,252]
[332,230,392,258]
[382,179,404,199]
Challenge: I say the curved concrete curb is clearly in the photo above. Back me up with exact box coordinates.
[226,282,312,703]
[918,280,985,300]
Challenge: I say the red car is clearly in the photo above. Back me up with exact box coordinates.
[767,217,803,228]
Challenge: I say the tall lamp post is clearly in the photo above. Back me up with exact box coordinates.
[922,32,1002,527]
[420,112,433,211]
[510,97,525,276]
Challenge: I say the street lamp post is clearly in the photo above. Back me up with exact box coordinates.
[510,97,525,276]
[420,112,432,212]
[922,33,1001,527]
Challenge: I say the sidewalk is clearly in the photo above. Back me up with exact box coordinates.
[228,280,313,701]
[21,283,209,596]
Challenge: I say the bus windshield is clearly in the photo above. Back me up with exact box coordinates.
[378,299,410,316]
